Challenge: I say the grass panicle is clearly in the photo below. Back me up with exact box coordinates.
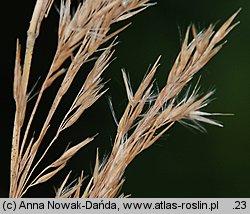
[9,0,239,197]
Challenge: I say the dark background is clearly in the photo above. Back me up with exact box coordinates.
[1,0,249,197]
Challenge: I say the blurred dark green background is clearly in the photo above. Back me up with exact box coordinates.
[0,0,250,197]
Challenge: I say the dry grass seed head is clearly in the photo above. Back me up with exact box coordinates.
[10,0,239,198]
[80,10,240,198]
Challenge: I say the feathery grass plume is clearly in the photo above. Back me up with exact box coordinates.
[9,0,239,198]
[10,0,153,197]
[80,10,240,198]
